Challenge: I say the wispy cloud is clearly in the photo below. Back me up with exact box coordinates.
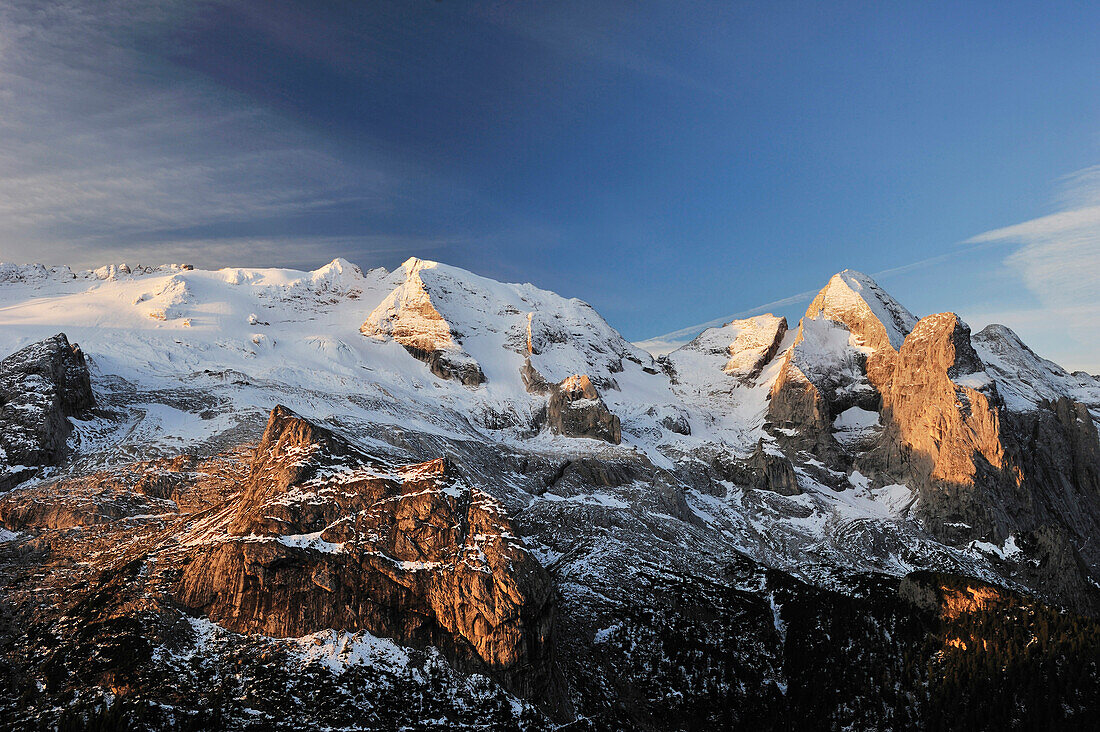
[0,1,400,267]
[963,164,1100,371]
[480,3,728,97]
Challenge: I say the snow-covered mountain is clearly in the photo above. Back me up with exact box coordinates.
[2,257,1099,729]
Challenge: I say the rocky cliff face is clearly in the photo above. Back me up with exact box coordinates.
[803,270,916,393]
[360,258,487,386]
[861,311,1100,613]
[0,333,95,490]
[871,313,1009,534]
[768,271,918,458]
[174,406,569,717]
[761,275,1100,613]
[2,259,1100,730]
[674,314,788,385]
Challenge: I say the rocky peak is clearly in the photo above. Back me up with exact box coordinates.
[249,404,356,483]
[679,314,788,384]
[360,258,486,386]
[546,374,622,444]
[362,257,654,395]
[179,406,569,716]
[227,405,385,536]
[903,313,985,380]
[767,272,917,452]
[0,333,95,490]
[806,270,918,352]
[973,323,1100,413]
[879,312,1003,483]
[305,257,372,295]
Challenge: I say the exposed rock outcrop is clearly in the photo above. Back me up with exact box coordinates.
[803,270,916,393]
[722,315,788,381]
[674,314,788,385]
[715,441,802,496]
[767,272,917,455]
[546,374,621,444]
[361,258,485,386]
[876,313,1005,500]
[973,323,1100,412]
[5,258,1100,728]
[175,406,568,717]
[844,312,1100,612]
[755,272,1100,613]
[899,572,1014,619]
[0,333,95,490]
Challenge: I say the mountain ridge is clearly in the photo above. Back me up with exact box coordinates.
[2,256,1099,729]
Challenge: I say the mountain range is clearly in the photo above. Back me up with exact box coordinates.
[1,257,1098,730]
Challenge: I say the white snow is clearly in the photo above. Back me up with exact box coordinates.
[973,324,1100,413]
[0,258,1064,598]
[870,484,915,517]
[834,407,879,431]
[540,491,629,509]
[968,534,1023,561]
[294,628,411,674]
[816,270,918,350]
[276,532,345,554]
[593,623,622,644]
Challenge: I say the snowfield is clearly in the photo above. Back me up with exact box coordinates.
[1,256,1097,593]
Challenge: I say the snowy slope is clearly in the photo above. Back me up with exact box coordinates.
[806,269,918,351]
[0,258,699,462]
[974,323,1100,414]
[1,257,1095,593]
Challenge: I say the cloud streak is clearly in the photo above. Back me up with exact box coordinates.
[639,167,1100,372]
[0,0,402,267]
[962,164,1100,371]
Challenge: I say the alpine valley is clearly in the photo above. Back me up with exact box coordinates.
[1,257,1098,731]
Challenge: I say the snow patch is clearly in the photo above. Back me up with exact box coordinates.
[294,628,411,674]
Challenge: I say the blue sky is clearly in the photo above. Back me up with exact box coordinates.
[0,1,1098,369]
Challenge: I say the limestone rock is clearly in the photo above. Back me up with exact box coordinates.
[715,441,802,496]
[175,406,568,716]
[361,258,485,386]
[676,314,788,384]
[899,572,1013,619]
[803,269,917,393]
[767,271,916,454]
[0,333,95,490]
[878,313,1004,497]
[546,374,621,444]
[973,323,1100,413]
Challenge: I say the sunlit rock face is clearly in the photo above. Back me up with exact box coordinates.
[803,270,917,394]
[877,312,1005,492]
[0,333,95,490]
[675,314,788,384]
[766,290,1100,612]
[361,258,486,386]
[868,312,1100,591]
[545,374,621,444]
[3,260,1100,728]
[175,406,568,716]
[767,271,917,457]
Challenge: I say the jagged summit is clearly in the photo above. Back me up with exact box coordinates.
[3,259,1100,729]
[0,333,95,490]
[358,255,660,434]
[974,323,1100,412]
[805,269,918,352]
